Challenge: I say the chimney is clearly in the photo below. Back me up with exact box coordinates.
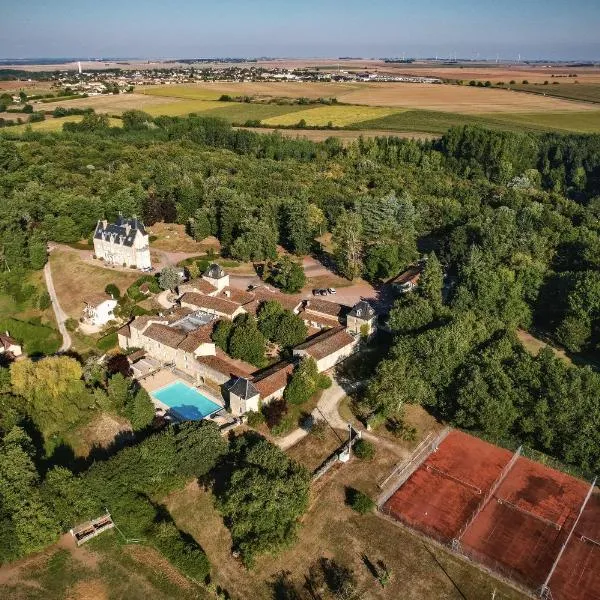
[102,219,108,229]
[124,223,131,236]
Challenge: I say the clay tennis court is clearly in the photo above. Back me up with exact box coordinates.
[382,430,599,600]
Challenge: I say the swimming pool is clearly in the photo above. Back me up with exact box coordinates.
[151,380,222,421]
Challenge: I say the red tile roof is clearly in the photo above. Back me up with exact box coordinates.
[304,298,347,318]
[294,327,356,361]
[180,292,242,316]
[252,362,294,398]
[143,323,187,348]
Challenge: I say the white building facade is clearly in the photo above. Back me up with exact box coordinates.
[93,216,151,270]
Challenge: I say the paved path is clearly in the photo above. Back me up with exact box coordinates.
[43,257,71,353]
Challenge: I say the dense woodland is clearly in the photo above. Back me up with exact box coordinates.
[1,114,600,567]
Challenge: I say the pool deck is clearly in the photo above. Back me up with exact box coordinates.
[139,368,229,424]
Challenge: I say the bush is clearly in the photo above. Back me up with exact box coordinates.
[271,412,297,437]
[38,291,51,310]
[151,521,211,582]
[346,488,374,514]
[353,439,375,460]
[104,283,120,299]
[246,410,265,427]
[263,398,288,429]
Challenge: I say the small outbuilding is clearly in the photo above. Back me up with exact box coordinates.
[228,377,260,416]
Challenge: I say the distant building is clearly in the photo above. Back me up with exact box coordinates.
[0,331,22,359]
[93,216,151,270]
[82,294,118,326]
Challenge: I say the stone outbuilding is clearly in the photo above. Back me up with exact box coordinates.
[228,377,260,416]
[347,300,377,338]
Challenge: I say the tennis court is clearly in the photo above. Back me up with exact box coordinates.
[381,430,600,599]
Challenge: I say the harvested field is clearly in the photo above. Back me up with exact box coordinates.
[39,92,175,114]
[262,104,398,127]
[189,102,309,122]
[382,430,600,599]
[235,126,437,142]
[142,99,223,116]
[335,82,599,113]
[510,83,600,104]
[140,81,361,100]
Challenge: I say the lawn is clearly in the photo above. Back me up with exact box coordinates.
[49,247,141,319]
[0,534,207,600]
[263,104,398,127]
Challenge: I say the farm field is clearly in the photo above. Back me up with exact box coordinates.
[235,126,438,141]
[6,115,121,133]
[359,108,600,134]
[263,104,398,127]
[510,82,600,104]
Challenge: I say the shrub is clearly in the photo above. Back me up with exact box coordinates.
[104,283,120,299]
[38,291,51,310]
[263,399,288,429]
[151,521,211,582]
[271,412,297,437]
[346,488,374,514]
[246,410,265,427]
[353,438,375,460]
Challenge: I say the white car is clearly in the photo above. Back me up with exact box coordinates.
[327,288,336,294]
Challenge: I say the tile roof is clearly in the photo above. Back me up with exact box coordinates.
[304,298,347,318]
[217,287,254,305]
[143,323,187,349]
[349,300,375,319]
[83,293,114,307]
[180,292,242,316]
[228,377,259,400]
[0,333,19,350]
[196,353,255,379]
[299,311,342,328]
[294,327,356,361]
[181,278,218,295]
[391,266,422,285]
[94,216,146,247]
[117,324,131,338]
[252,362,294,398]
[176,323,215,352]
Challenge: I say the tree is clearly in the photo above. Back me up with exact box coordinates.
[158,266,180,291]
[107,372,129,411]
[228,315,267,367]
[346,488,375,515]
[258,300,307,348]
[104,283,120,299]
[230,217,278,262]
[124,387,155,431]
[173,421,227,478]
[333,212,363,280]
[10,357,92,444]
[212,319,233,353]
[283,198,314,255]
[190,208,212,241]
[420,252,444,308]
[216,434,310,567]
[284,358,329,405]
[268,256,306,293]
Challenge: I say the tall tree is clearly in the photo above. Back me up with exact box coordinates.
[333,212,363,280]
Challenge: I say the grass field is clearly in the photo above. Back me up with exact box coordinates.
[49,247,141,319]
[0,534,207,600]
[358,108,600,134]
[262,104,398,127]
[510,82,600,104]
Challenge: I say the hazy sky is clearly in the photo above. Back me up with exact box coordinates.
[2,0,599,60]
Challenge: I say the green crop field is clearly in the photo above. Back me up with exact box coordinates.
[142,99,225,116]
[357,109,600,134]
[263,105,399,127]
[140,85,224,100]
[510,83,600,104]
[194,102,310,123]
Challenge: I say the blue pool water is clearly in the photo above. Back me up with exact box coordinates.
[152,381,222,420]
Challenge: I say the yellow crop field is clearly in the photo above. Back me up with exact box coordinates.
[263,105,399,127]
[8,116,122,133]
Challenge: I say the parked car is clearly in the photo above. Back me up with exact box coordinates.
[327,288,336,294]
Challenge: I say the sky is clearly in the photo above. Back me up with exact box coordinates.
[1,0,599,61]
